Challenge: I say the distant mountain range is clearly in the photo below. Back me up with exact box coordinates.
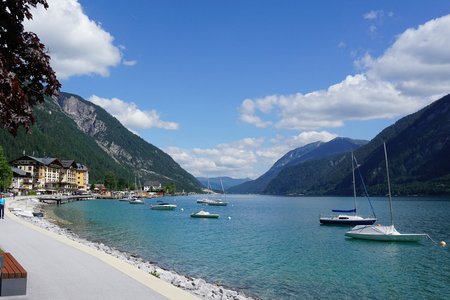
[228,137,368,194]
[262,94,450,196]
[2,91,449,196]
[0,92,202,192]
[196,176,252,192]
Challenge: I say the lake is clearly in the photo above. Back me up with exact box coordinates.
[51,195,450,299]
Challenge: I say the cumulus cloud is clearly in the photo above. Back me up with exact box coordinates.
[24,0,122,79]
[89,95,179,130]
[240,14,450,131]
[165,132,335,178]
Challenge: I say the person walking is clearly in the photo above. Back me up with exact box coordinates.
[0,193,5,219]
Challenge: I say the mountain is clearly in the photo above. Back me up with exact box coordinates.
[228,137,367,194]
[0,92,202,192]
[264,94,450,196]
[196,176,252,191]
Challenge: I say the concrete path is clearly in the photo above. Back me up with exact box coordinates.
[0,208,199,300]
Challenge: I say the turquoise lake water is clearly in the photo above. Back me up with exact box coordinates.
[51,195,450,299]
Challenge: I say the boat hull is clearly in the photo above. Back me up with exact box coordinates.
[197,199,228,206]
[190,213,219,218]
[345,225,427,242]
[151,205,176,210]
[320,218,377,225]
[129,201,144,204]
[345,232,427,242]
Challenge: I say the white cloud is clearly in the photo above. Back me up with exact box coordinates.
[24,0,122,79]
[363,10,384,20]
[89,95,179,130]
[240,14,450,131]
[123,59,138,66]
[165,132,335,179]
[338,41,347,49]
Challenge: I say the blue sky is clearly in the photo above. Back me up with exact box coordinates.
[24,0,450,179]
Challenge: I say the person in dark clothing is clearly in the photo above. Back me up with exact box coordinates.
[0,194,5,219]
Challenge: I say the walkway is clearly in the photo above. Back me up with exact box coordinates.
[0,206,199,300]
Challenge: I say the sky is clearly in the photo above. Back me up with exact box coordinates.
[24,0,450,179]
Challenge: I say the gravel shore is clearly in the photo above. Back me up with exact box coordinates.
[7,197,257,300]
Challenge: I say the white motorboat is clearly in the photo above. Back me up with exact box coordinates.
[320,153,377,225]
[345,143,427,242]
[129,197,144,204]
[150,201,177,210]
[190,210,219,218]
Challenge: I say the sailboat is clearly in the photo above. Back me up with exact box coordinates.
[320,153,377,225]
[197,178,228,206]
[345,143,427,242]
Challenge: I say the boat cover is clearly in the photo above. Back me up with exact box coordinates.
[348,224,400,235]
[332,209,356,213]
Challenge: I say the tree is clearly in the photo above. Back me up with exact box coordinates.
[0,0,60,135]
[104,171,117,191]
[0,145,12,191]
[165,182,176,195]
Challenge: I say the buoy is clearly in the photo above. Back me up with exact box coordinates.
[228,216,231,220]
[181,208,184,211]
[439,241,446,247]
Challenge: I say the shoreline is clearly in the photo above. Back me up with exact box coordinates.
[6,197,257,300]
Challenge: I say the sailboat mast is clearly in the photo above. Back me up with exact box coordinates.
[220,178,226,200]
[351,152,357,215]
[383,142,394,226]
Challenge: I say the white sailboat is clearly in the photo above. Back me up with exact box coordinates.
[197,178,228,206]
[345,143,427,242]
[320,153,377,225]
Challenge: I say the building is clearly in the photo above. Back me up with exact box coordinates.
[9,155,89,192]
[10,167,32,195]
[76,163,89,190]
[60,160,78,190]
[143,181,162,192]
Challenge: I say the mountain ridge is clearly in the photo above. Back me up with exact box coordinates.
[229,137,368,194]
[264,94,450,196]
[0,92,202,192]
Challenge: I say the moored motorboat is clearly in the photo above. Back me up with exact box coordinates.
[129,197,144,204]
[150,201,177,210]
[190,210,219,218]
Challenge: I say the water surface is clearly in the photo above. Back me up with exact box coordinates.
[51,195,450,299]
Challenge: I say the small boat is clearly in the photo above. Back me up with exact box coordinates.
[150,201,177,210]
[190,210,219,218]
[320,153,376,225]
[345,224,427,242]
[196,179,229,206]
[345,143,427,242]
[320,214,377,225]
[196,198,228,206]
[129,197,145,204]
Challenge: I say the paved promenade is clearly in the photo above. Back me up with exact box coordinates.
[0,207,199,300]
